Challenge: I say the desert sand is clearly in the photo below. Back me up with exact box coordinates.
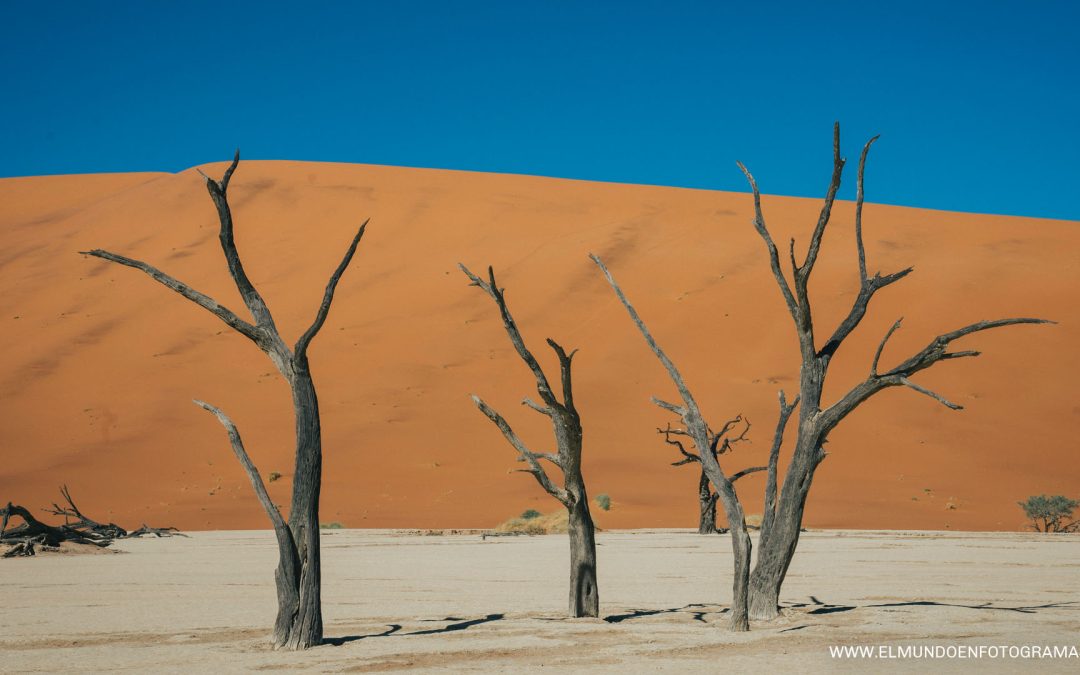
[1,529,1077,672]
[0,161,1076,532]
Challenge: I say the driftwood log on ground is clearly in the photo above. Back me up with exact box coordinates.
[1,486,185,557]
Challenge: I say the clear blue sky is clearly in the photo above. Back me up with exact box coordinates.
[2,1,1078,219]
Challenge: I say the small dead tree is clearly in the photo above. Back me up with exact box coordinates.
[44,484,128,539]
[1,501,112,556]
[0,486,184,557]
[592,254,765,632]
[737,124,1052,620]
[81,152,366,649]
[659,417,751,535]
[460,264,599,618]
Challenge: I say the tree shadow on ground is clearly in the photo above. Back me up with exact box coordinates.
[325,613,505,646]
[784,596,1080,616]
[604,603,727,624]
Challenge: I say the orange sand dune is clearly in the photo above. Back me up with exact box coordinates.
[0,162,1075,531]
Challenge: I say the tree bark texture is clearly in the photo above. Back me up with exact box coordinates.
[737,124,1051,620]
[697,471,719,535]
[83,153,366,649]
[461,264,599,618]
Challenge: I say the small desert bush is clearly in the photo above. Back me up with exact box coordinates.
[595,494,611,511]
[268,472,282,483]
[1018,495,1079,532]
[320,522,344,530]
[521,509,542,520]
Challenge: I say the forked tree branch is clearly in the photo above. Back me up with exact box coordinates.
[79,249,265,346]
[817,135,913,360]
[521,397,554,416]
[730,466,766,483]
[898,377,963,410]
[883,318,1053,378]
[199,152,280,334]
[712,415,751,455]
[193,400,288,531]
[798,122,846,285]
[470,395,570,505]
[735,162,799,321]
[546,338,579,413]
[652,396,688,417]
[659,423,700,465]
[871,318,905,376]
[761,390,799,535]
[459,264,558,406]
[294,220,369,359]
[854,135,879,281]
[822,317,1054,430]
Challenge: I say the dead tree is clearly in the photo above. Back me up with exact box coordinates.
[460,264,599,618]
[44,484,128,539]
[1,486,185,557]
[659,417,751,534]
[1,502,111,556]
[592,254,765,632]
[737,124,1052,620]
[81,152,366,649]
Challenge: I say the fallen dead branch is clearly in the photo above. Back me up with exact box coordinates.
[1,486,185,557]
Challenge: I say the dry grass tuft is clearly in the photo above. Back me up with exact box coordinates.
[493,509,603,535]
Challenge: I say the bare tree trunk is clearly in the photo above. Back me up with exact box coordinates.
[714,489,751,631]
[748,435,819,619]
[280,366,324,649]
[84,153,366,650]
[698,471,719,535]
[567,488,599,617]
[736,124,1051,621]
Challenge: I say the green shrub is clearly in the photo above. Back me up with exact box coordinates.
[320,522,344,530]
[268,472,282,483]
[1018,495,1079,532]
[595,493,611,511]
[521,509,541,520]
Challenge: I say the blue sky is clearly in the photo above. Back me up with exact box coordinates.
[2,1,1077,219]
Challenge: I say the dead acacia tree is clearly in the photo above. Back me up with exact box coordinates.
[1,501,112,557]
[737,123,1052,620]
[81,152,366,649]
[659,417,751,535]
[0,485,184,557]
[44,484,128,539]
[460,264,599,618]
[592,254,765,632]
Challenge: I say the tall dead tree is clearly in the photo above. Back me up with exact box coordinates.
[737,124,1052,620]
[460,264,599,618]
[592,255,764,632]
[659,417,751,535]
[81,152,366,649]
